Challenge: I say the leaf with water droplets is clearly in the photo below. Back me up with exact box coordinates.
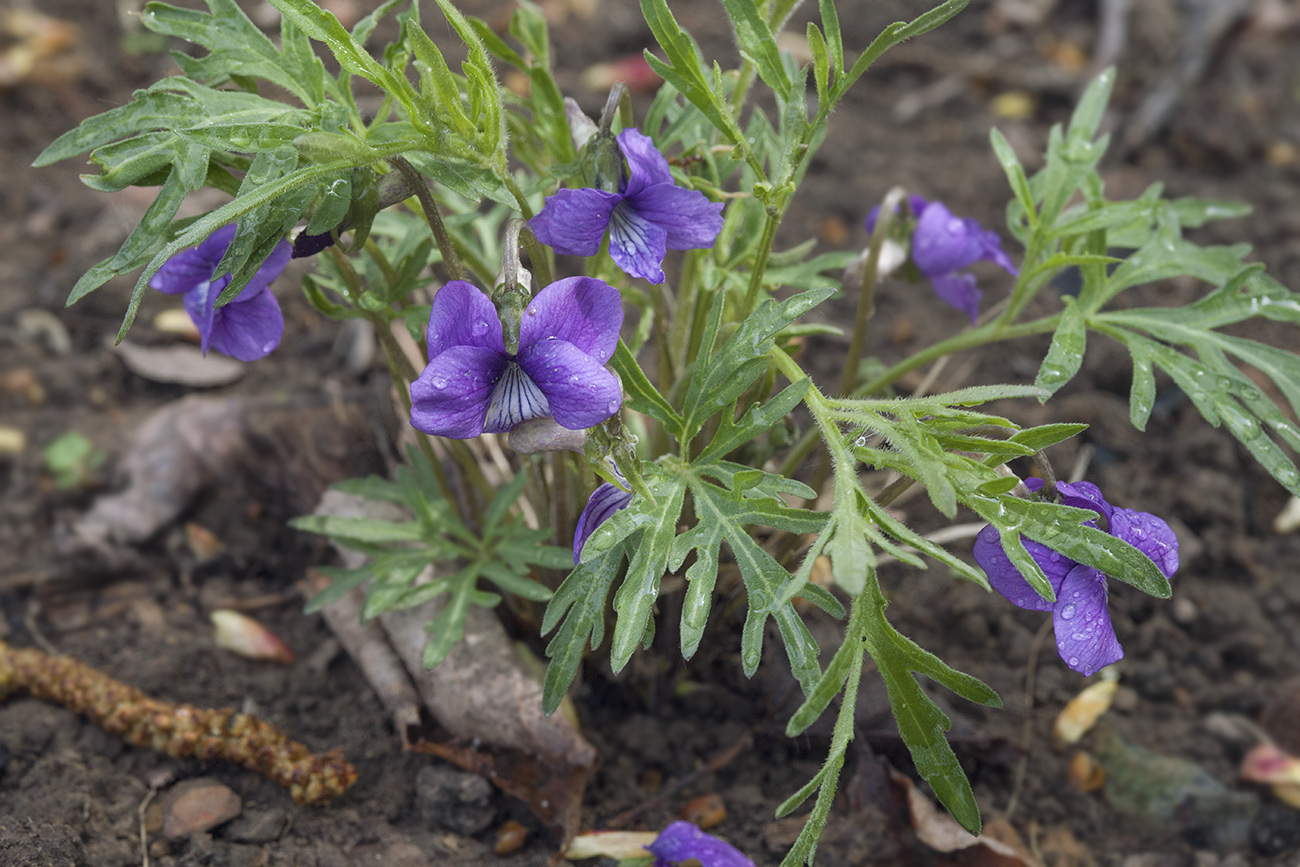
[1035,298,1087,398]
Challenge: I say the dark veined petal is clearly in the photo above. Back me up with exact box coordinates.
[530,187,621,257]
[626,182,724,251]
[519,277,623,363]
[646,821,756,867]
[1052,564,1123,676]
[926,271,982,323]
[911,200,989,276]
[573,480,634,564]
[1109,507,1179,579]
[608,201,670,283]
[426,281,505,360]
[482,362,552,434]
[616,128,674,198]
[516,339,623,431]
[410,345,509,439]
[150,224,239,295]
[972,523,1071,612]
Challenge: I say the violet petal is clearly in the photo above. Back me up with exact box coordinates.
[530,187,621,257]
[202,285,284,361]
[972,524,1070,612]
[410,345,509,439]
[646,821,756,867]
[927,271,982,323]
[608,202,670,283]
[149,224,239,295]
[573,481,635,563]
[519,276,623,363]
[912,201,987,276]
[1046,479,1115,528]
[1110,507,1180,579]
[616,128,675,197]
[1052,564,1123,676]
[516,339,623,431]
[482,362,552,434]
[426,281,506,360]
[627,183,725,251]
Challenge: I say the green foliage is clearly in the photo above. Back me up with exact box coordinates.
[40,0,1300,861]
[293,450,564,666]
[43,432,106,490]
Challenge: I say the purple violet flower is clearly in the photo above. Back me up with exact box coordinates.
[410,277,624,439]
[972,478,1179,676]
[573,475,634,564]
[149,224,289,361]
[530,128,725,284]
[646,821,756,867]
[865,197,1017,323]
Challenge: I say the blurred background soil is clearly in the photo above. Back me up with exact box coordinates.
[2,0,1300,864]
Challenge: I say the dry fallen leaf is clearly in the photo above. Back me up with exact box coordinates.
[564,831,658,861]
[312,490,598,850]
[1240,742,1300,809]
[1053,679,1117,746]
[113,339,246,387]
[892,767,1038,865]
[1066,751,1106,793]
[211,609,295,664]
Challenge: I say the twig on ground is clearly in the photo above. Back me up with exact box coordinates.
[602,727,755,830]
[138,789,155,867]
[1004,618,1054,820]
[0,640,356,805]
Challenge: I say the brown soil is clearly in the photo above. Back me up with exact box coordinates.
[3,1,1300,865]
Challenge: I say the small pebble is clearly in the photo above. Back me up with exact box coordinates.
[493,820,529,855]
[679,792,726,829]
[160,778,242,839]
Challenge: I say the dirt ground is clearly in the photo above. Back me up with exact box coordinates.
[3,1,1300,865]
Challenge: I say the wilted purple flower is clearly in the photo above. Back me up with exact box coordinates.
[573,475,634,564]
[530,128,724,284]
[865,197,1017,323]
[150,224,289,361]
[646,821,756,867]
[410,278,623,439]
[972,479,1179,676]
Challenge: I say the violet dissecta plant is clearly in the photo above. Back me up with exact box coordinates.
[866,196,1018,322]
[530,128,725,284]
[149,223,289,361]
[972,478,1179,676]
[646,821,756,867]
[409,277,624,439]
[573,471,634,564]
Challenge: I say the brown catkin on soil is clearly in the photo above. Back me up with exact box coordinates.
[0,640,355,804]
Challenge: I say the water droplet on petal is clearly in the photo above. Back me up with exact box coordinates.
[432,376,448,390]
[1059,601,1076,621]
[1068,656,1079,667]
[606,399,621,414]
[472,320,488,336]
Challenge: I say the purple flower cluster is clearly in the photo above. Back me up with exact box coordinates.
[531,128,724,284]
[973,479,1178,676]
[409,278,624,439]
[866,196,1017,323]
[149,224,289,361]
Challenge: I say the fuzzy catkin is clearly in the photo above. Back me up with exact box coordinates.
[0,640,355,804]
